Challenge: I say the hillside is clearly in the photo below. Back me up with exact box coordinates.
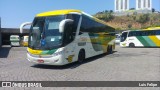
[94,12,160,30]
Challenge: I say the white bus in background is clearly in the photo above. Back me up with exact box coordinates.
[10,35,20,47]
[20,22,32,47]
[20,35,29,47]
[120,29,160,47]
[115,34,121,44]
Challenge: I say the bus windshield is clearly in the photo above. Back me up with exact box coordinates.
[120,32,128,42]
[29,15,65,50]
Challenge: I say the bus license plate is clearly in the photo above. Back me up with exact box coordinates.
[37,60,44,63]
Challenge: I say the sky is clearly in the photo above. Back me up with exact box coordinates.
[0,0,160,28]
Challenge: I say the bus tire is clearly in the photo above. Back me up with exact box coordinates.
[78,49,85,63]
[107,45,113,54]
[129,43,135,47]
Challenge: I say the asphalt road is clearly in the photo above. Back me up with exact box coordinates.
[0,45,159,90]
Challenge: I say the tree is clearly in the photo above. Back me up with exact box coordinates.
[133,12,137,15]
[136,14,150,24]
[130,8,135,10]
[103,13,114,21]
[109,10,113,13]
[128,24,132,29]
[152,8,155,12]
[104,10,109,13]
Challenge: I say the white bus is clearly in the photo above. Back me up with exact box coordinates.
[20,36,29,47]
[115,34,121,44]
[23,9,115,65]
[10,35,20,47]
[120,29,160,47]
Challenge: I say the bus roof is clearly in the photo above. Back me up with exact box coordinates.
[36,9,82,17]
[10,35,19,37]
[36,9,114,29]
[143,27,160,30]
[123,27,160,33]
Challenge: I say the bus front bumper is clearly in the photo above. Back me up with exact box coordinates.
[27,53,66,66]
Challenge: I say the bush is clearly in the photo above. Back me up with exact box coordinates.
[128,24,132,28]
[136,14,150,24]
[104,13,115,21]
[94,9,115,22]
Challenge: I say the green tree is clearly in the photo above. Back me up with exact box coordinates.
[103,13,114,21]
[129,8,135,10]
[109,10,113,13]
[104,10,109,13]
[152,8,155,12]
[136,14,150,24]
[128,24,132,29]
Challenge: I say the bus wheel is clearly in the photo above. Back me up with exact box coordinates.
[78,50,85,63]
[129,43,135,47]
[107,46,113,54]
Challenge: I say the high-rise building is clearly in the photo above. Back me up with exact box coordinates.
[136,0,152,10]
[115,0,129,12]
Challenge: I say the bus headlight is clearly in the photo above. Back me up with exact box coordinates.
[52,51,63,56]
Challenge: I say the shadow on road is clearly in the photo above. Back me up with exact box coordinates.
[31,51,117,69]
[0,47,11,58]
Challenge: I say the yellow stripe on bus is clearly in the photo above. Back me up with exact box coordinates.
[148,36,160,46]
[27,48,43,55]
[36,9,82,17]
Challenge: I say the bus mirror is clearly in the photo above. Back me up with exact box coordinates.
[20,22,32,33]
[59,19,73,33]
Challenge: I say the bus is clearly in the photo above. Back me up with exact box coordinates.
[20,36,29,47]
[115,34,121,44]
[23,9,115,65]
[120,29,160,47]
[10,35,20,47]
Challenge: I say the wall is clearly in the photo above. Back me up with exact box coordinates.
[1,28,29,45]
[0,18,1,47]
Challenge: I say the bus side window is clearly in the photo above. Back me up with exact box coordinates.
[156,30,160,35]
[80,15,87,33]
[80,15,96,33]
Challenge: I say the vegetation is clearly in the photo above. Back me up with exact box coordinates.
[94,10,160,30]
[136,14,150,24]
[94,10,115,22]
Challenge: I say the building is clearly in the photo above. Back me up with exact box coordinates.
[136,0,152,10]
[115,0,152,12]
[0,18,2,47]
[1,28,29,45]
[115,0,129,12]
[114,0,152,16]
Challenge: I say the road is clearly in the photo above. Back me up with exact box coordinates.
[0,45,160,90]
